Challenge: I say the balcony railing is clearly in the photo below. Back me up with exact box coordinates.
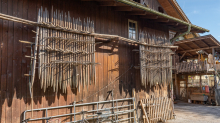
[176,61,207,73]
[176,61,220,73]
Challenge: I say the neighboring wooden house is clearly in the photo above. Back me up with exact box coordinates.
[173,35,220,104]
[157,0,220,105]
[0,0,208,122]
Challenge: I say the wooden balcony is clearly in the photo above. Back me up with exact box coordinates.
[176,61,220,74]
[176,61,208,73]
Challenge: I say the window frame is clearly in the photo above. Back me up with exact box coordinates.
[128,19,138,40]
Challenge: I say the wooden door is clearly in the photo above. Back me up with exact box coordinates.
[179,81,187,101]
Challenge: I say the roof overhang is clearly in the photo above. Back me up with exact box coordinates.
[158,0,191,23]
[157,0,200,38]
[82,0,209,33]
[174,35,220,58]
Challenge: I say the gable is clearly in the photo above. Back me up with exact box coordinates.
[157,0,189,22]
[140,0,167,14]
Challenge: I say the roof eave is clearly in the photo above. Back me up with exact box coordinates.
[116,0,209,33]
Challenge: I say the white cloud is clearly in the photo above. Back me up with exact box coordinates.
[186,10,199,16]
[193,10,199,14]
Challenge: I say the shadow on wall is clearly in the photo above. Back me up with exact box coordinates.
[1,19,170,123]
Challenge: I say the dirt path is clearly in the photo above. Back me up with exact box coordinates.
[167,101,220,123]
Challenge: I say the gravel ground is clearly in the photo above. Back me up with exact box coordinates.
[167,101,220,123]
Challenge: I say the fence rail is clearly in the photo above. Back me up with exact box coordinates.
[22,98,138,123]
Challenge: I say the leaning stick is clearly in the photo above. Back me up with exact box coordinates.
[141,100,150,123]
[68,12,71,88]
[52,11,55,91]
[58,10,62,90]
[72,17,76,89]
[30,9,40,88]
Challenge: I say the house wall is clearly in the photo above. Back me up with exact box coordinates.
[0,0,170,122]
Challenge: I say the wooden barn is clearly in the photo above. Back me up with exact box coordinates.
[0,0,209,122]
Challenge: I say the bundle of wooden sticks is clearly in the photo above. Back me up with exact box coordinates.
[139,31,173,87]
[29,7,97,93]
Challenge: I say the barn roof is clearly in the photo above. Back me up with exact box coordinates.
[113,0,209,33]
[158,0,200,38]
[157,0,190,23]
[174,35,220,58]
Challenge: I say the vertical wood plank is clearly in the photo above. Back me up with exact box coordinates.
[95,3,100,103]
[102,6,108,109]
[106,7,113,116]
[27,0,37,121]
[113,9,119,100]
[5,0,12,122]
[0,0,3,121]
[97,6,104,104]
[20,0,28,122]
[12,0,23,122]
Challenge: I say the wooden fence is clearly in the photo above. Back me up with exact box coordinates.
[140,96,174,123]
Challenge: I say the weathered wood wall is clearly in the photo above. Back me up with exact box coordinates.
[140,0,167,13]
[0,0,170,122]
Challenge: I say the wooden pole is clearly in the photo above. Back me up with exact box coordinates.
[175,74,178,99]
[132,88,137,123]
[212,48,217,88]
[141,100,149,123]
[200,74,202,93]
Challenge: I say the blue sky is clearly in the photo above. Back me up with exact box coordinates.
[176,0,220,41]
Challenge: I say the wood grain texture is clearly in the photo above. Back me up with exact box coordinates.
[0,0,171,122]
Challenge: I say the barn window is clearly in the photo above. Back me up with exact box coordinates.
[158,7,164,13]
[128,19,138,40]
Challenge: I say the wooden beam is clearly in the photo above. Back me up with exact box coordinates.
[180,52,186,61]
[191,30,204,33]
[212,48,215,56]
[114,6,133,11]
[174,32,180,38]
[155,18,169,23]
[174,36,215,45]
[99,1,117,6]
[176,25,188,29]
[190,28,204,33]
[178,47,193,56]
[182,43,194,50]
[177,46,220,53]
[167,22,179,26]
[201,39,210,47]
[178,72,213,76]
[200,74,202,93]
[127,11,147,15]
[141,15,159,19]
[168,27,186,33]
[191,41,200,48]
